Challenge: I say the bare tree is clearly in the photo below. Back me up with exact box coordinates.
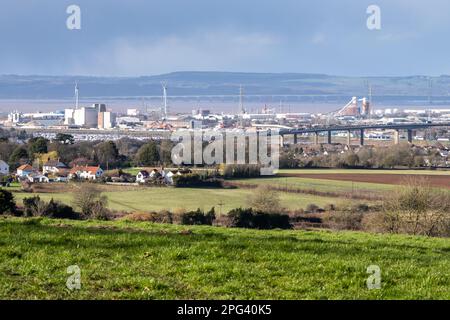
[381,176,450,237]
[72,184,109,219]
[248,185,283,213]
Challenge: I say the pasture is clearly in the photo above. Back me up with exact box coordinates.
[0,217,448,299]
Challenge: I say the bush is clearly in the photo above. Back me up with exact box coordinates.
[181,208,216,226]
[222,164,261,179]
[45,199,79,220]
[23,196,43,217]
[227,208,292,230]
[122,211,173,224]
[72,184,109,220]
[0,189,16,215]
[380,177,450,237]
[323,211,364,231]
[305,203,320,213]
[248,185,283,213]
[23,196,79,219]
[173,174,223,188]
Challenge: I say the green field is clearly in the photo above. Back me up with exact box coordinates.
[231,176,394,194]
[1,217,449,299]
[11,187,338,213]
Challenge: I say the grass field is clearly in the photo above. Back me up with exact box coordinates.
[231,176,394,194]
[11,186,338,213]
[0,217,449,299]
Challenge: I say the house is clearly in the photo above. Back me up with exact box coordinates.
[69,166,104,180]
[27,173,49,183]
[0,160,9,175]
[55,170,70,182]
[149,169,161,179]
[43,160,68,174]
[164,170,182,185]
[16,164,35,177]
[136,170,150,183]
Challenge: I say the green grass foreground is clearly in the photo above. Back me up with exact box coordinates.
[0,217,449,299]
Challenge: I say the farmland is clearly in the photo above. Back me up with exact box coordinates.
[1,217,449,300]
[9,183,339,213]
[7,168,450,213]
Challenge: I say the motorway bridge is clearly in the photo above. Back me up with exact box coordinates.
[278,122,450,145]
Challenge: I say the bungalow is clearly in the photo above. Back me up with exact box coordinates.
[136,170,150,183]
[43,160,68,174]
[16,164,35,177]
[0,160,9,175]
[149,169,161,179]
[164,170,182,185]
[27,173,50,183]
[69,166,104,180]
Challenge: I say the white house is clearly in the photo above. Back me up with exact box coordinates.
[164,170,183,185]
[149,169,161,179]
[16,164,35,177]
[69,166,104,180]
[43,160,68,174]
[136,170,150,183]
[0,160,9,175]
[27,173,50,183]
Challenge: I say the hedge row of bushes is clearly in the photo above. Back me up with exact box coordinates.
[123,207,292,230]
[173,174,223,188]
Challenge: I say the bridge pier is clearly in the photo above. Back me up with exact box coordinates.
[327,131,332,144]
[347,130,351,146]
[314,132,319,145]
[394,130,400,144]
[293,134,298,145]
[407,129,413,143]
[360,129,365,146]
[280,134,285,147]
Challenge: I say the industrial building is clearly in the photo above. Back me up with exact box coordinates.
[64,104,116,129]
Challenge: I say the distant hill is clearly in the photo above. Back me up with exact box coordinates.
[0,72,449,99]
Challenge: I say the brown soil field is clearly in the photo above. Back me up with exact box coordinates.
[281,173,450,189]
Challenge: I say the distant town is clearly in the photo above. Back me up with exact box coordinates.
[2,83,450,146]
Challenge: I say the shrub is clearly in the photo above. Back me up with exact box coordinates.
[0,189,16,215]
[305,203,320,213]
[173,174,223,188]
[122,211,173,224]
[323,211,364,231]
[45,199,79,220]
[23,196,79,219]
[248,185,283,213]
[181,207,216,226]
[227,208,292,230]
[23,196,45,217]
[72,184,109,220]
[380,177,450,237]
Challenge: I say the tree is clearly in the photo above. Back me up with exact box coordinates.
[95,141,119,170]
[159,140,174,165]
[136,141,159,166]
[248,185,282,213]
[55,133,75,145]
[28,137,48,158]
[380,177,450,236]
[8,146,29,170]
[344,152,359,167]
[72,185,109,219]
[0,189,16,214]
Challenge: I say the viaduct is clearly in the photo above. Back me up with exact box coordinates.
[279,123,450,146]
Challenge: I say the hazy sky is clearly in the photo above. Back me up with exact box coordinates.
[1,0,450,76]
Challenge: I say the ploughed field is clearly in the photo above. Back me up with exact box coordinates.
[1,217,449,299]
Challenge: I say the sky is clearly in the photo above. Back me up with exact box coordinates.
[1,0,450,77]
